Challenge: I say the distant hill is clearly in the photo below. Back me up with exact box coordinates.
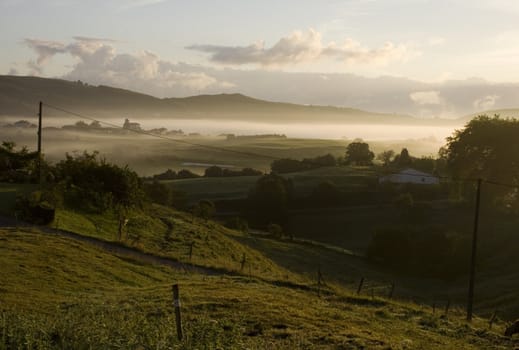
[0,75,428,124]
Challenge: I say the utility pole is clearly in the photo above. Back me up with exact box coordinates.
[467,178,482,322]
[37,101,42,183]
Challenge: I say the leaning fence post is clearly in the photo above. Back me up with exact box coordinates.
[357,277,364,295]
[172,284,183,341]
[489,310,498,330]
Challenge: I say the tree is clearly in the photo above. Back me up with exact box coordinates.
[0,141,39,182]
[204,165,224,177]
[344,141,374,165]
[247,173,293,227]
[311,181,341,206]
[441,115,519,207]
[54,151,144,211]
[393,148,412,168]
[376,150,395,166]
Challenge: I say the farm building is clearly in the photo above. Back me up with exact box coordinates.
[379,168,439,185]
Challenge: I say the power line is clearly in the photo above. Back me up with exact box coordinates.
[42,103,280,161]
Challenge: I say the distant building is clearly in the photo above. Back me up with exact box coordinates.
[379,168,439,185]
[123,118,142,131]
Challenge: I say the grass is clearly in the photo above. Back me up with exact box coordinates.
[164,165,378,204]
[1,228,516,349]
[53,205,303,284]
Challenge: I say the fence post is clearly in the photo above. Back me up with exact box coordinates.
[172,284,183,341]
[488,310,497,330]
[388,282,395,299]
[444,299,450,316]
[240,253,246,271]
[317,265,322,297]
[357,277,364,295]
[189,242,194,261]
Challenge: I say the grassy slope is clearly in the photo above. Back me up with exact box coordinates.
[1,228,516,349]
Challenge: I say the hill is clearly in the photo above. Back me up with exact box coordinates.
[2,227,517,349]
[1,75,422,124]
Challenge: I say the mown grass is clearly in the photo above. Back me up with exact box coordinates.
[1,229,516,349]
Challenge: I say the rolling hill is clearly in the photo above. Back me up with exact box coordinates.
[1,75,422,124]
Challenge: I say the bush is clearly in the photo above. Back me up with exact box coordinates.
[15,191,56,224]
[366,227,471,279]
[54,151,144,212]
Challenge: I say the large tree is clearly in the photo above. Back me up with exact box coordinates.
[441,115,519,206]
[344,141,374,166]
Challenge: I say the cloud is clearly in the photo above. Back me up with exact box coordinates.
[23,37,233,96]
[187,28,417,67]
[24,38,67,65]
[473,95,500,110]
[409,91,442,105]
[8,68,19,75]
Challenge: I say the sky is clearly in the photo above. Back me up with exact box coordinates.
[2,0,519,117]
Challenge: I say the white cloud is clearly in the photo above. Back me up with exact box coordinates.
[473,95,500,110]
[409,91,442,105]
[187,28,418,67]
[23,37,233,95]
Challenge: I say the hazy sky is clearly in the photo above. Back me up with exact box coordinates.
[2,0,519,117]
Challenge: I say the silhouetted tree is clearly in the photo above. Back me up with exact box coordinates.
[376,150,395,166]
[441,115,519,208]
[247,173,293,227]
[344,141,374,165]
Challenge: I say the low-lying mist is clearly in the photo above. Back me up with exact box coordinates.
[1,115,461,176]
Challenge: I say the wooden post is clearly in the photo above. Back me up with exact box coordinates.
[189,242,194,261]
[357,277,364,295]
[488,310,497,330]
[37,101,42,183]
[467,178,482,322]
[240,253,246,271]
[172,284,183,341]
[317,265,321,297]
[445,299,450,316]
[388,282,395,299]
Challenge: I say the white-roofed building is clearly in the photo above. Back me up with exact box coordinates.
[379,168,439,185]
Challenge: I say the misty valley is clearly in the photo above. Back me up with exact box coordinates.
[2,77,519,349]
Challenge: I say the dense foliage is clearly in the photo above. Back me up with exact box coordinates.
[344,142,374,166]
[0,141,39,182]
[441,115,519,207]
[54,151,144,212]
[367,227,471,278]
[270,154,336,173]
[204,166,262,177]
[247,173,293,227]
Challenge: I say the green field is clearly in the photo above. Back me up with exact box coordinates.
[2,228,517,349]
